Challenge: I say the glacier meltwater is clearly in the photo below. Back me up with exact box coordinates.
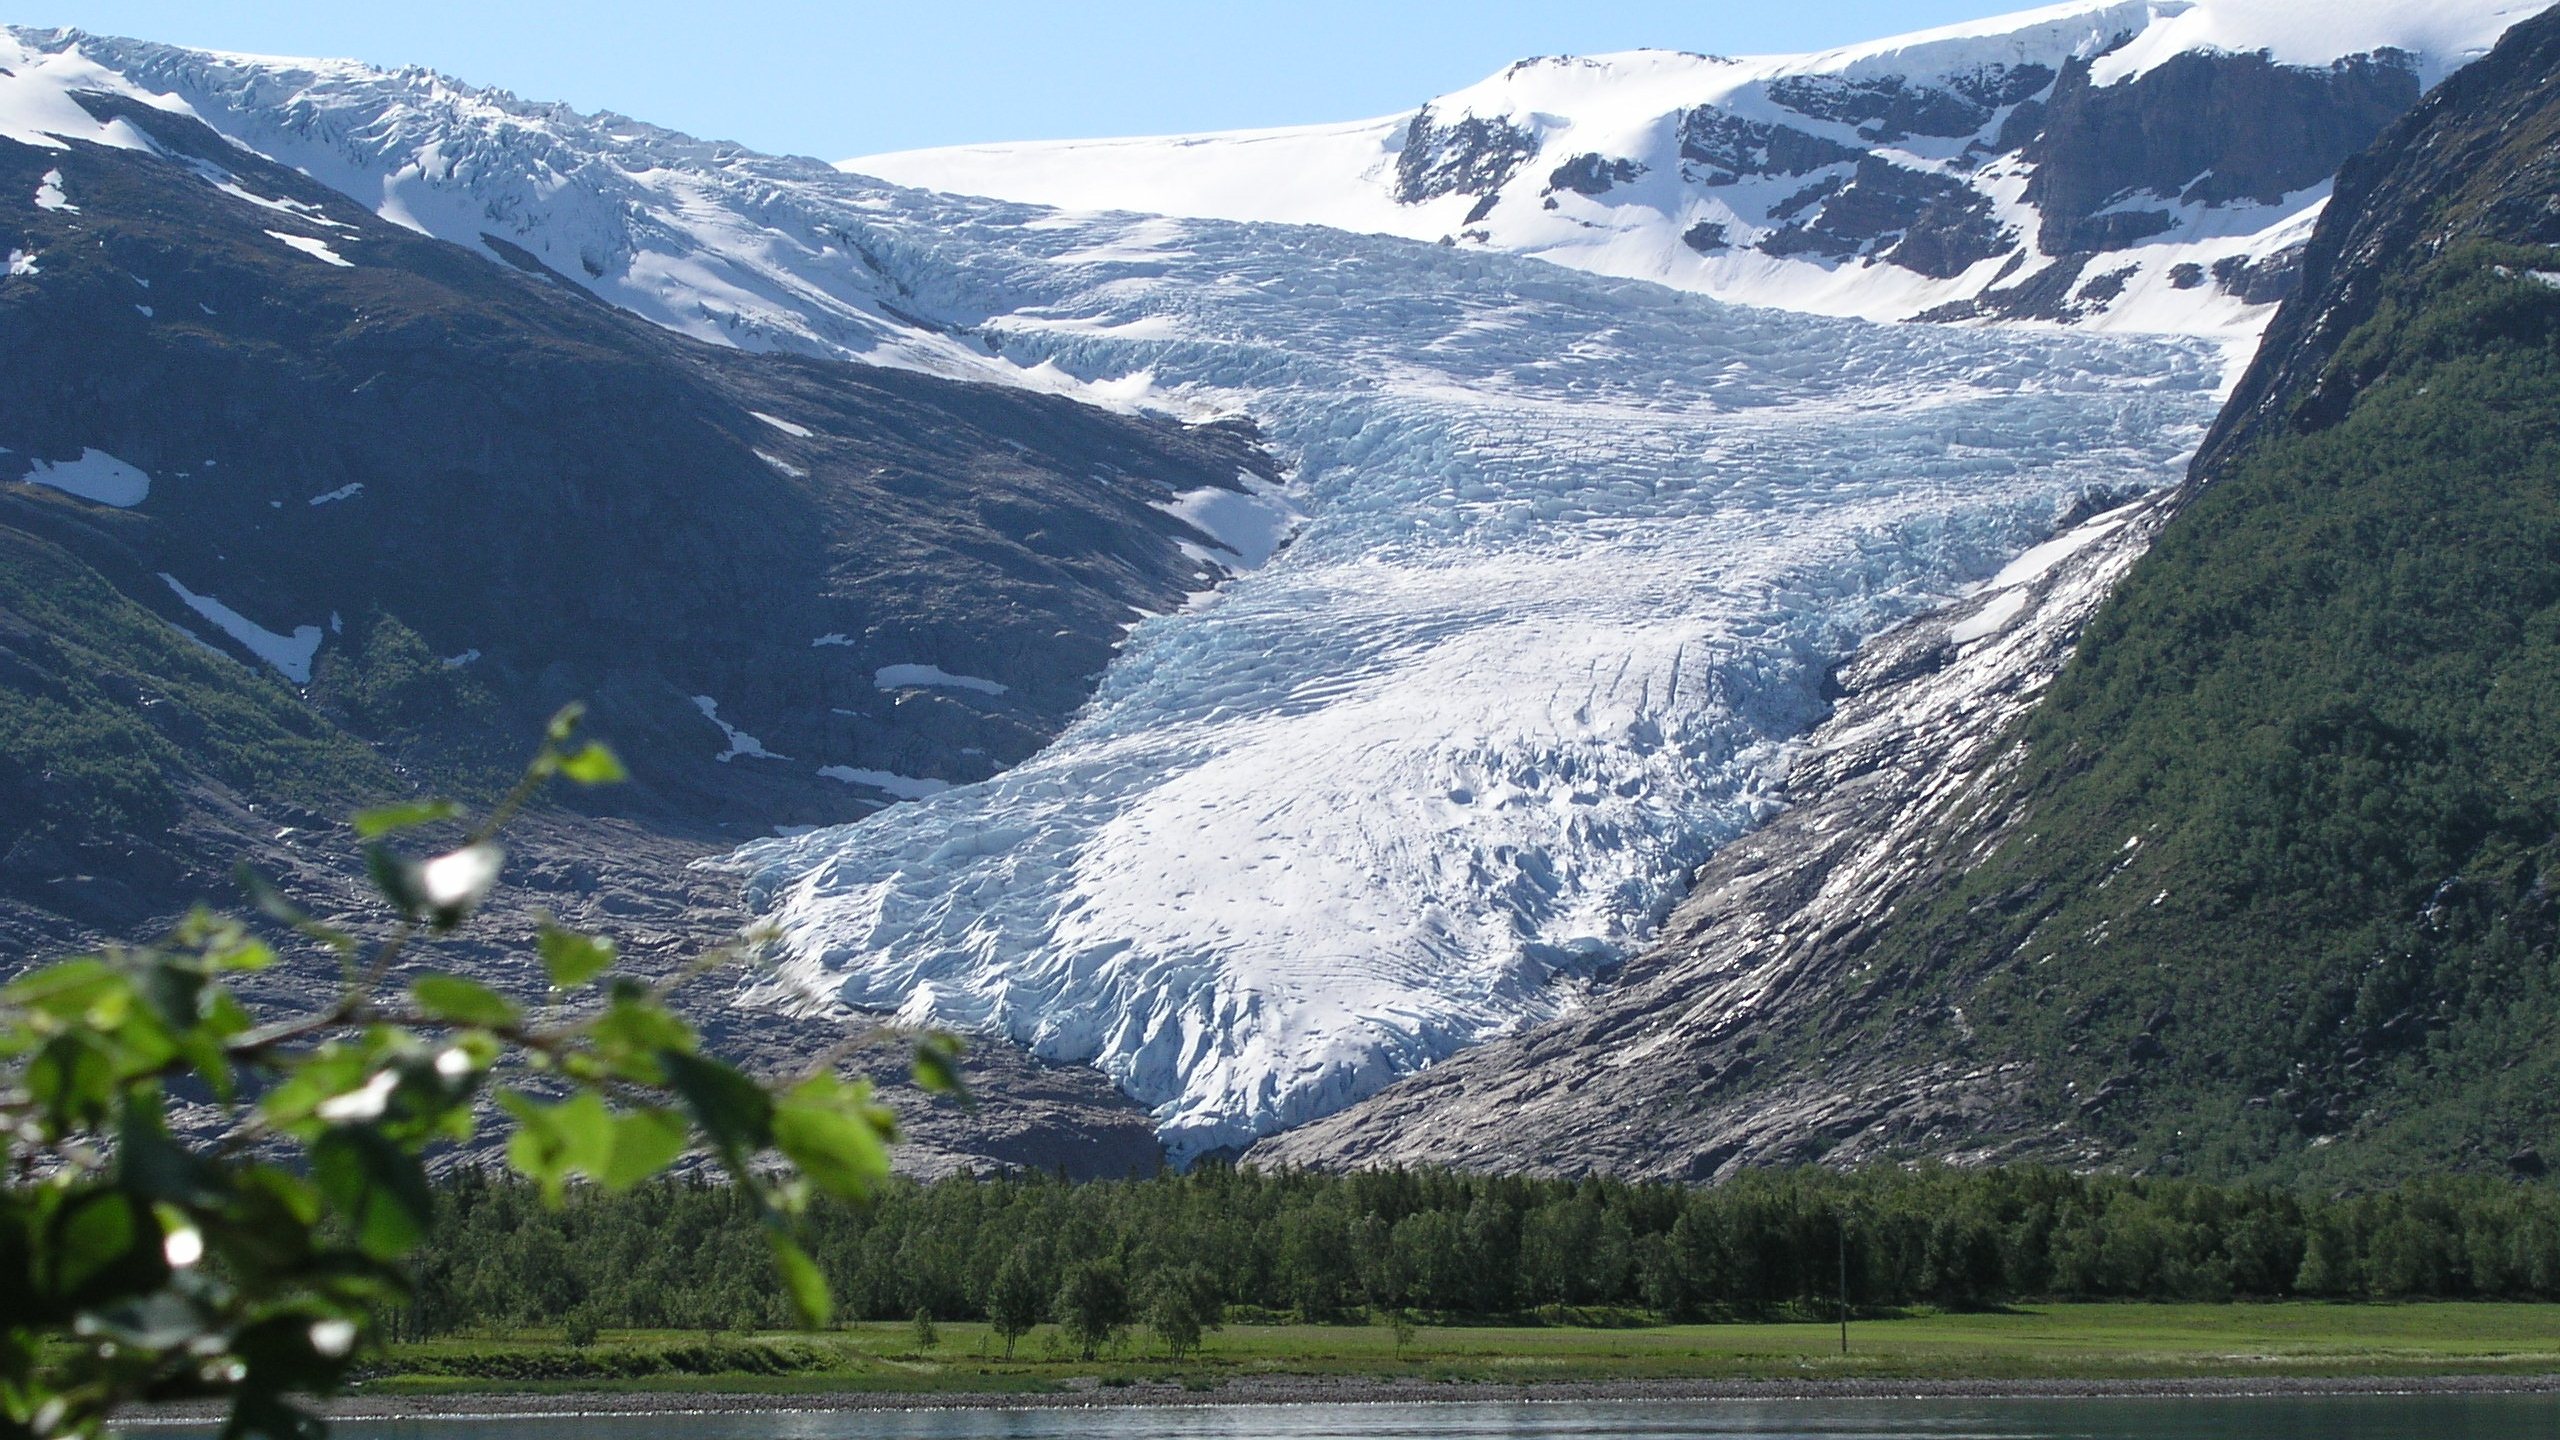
[35,30,2228,1158]
[731,209,2226,1159]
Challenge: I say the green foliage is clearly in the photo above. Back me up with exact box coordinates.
[387,1162,2560,1340]
[0,709,935,1439]
[1054,1259,1132,1362]
[1141,1264,1221,1361]
[0,526,395,847]
[984,1250,1046,1359]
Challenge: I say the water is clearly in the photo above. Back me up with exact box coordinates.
[149,1394,2560,1440]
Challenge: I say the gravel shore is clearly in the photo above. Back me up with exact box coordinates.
[125,1372,2560,1423]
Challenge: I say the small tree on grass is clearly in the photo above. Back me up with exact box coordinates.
[1142,1263,1223,1361]
[909,1308,939,1351]
[1054,1259,1133,1362]
[986,1250,1046,1360]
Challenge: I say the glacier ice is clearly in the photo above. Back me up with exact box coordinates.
[727,212,2228,1159]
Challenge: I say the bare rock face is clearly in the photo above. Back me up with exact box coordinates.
[1253,493,2168,1179]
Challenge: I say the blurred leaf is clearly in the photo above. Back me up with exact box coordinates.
[662,1051,773,1162]
[772,1077,893,1202]
[766,1231,832,1329]
[351,800,463,840]
[415,844,503,929]
[537,925,617,989]
[408,975,519,1029]
[557,743,628,786]
[914,1032,969,1102]
[544,701,587,745]
[310,1129,433,1261]
[365,845,425,921]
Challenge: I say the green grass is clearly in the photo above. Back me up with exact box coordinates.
[364,1304,2560,1396]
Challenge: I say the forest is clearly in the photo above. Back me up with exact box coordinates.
[397,1162,2560,1339]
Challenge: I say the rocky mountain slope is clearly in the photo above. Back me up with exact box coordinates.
[1262,2,2560,1187]
[0,35,1287,1174]
[852,0,2535,339]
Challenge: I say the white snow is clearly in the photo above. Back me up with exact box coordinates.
[1157,476,1305,572]
[265,230,351,266]
[819,766,954,801]
[843,0,2525,342]
[812,633,855,648]
[753,450,808,479]
[5,249,37,277]
[443,648,480,668]
[874,664,1009,696]
[159,573,323,683]
[749,410,814,438]
[307,482,363,505]
[21,449,150,507]
[33,168,72,211]
[692,695,787,763]
[1950,588,2034,644]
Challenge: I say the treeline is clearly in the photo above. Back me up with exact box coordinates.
[398,1164,2560,1338]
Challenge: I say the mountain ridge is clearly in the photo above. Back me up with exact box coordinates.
[849,0,2537,341]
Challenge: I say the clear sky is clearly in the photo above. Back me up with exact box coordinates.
[18,1,2016,159]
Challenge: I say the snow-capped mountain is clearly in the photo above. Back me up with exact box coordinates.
[0,12,2436,1160]
[851,0,2534,340]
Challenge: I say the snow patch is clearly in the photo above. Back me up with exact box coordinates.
[749,410,814,438]
[1156,475,1305,573]
[692,695,787,762]
[22,449,150,507]
[265,230,351,267]
[753,450,808,479]
[874,664,1009,696]
[307,482,363,505]
[33,168,72,211]
[1950,588,2033,644]
[159,574,323,684]
[6,249,37,277]
[819,766,953,801]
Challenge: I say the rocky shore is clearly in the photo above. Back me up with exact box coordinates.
[126,1371,2560,1423]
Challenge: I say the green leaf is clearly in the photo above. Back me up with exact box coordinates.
[351,799,463,840]
[537,925,617,989]
[557,743,628,786]
[310,1129,433,1260]
[544,701,588,744]
[499,1094,688,1197]
[914,1032,969,1101]
[772,1082,893,1202]
[365,845,425,921]
[409,975,520,1029]
[662,1051,774,1162]
[766,1231,833,1329]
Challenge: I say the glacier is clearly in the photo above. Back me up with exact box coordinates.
[19,26,2230,1158]
[728,214,2228,1159]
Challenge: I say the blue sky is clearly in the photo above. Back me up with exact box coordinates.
[21,2,2013,158]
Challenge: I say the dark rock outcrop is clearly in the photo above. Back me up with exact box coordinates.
[2024,50,2422,255]
[1395,107,1539,205]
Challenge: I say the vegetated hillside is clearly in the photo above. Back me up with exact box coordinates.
[0,92,1274,949]
[1264,4,2560,1189]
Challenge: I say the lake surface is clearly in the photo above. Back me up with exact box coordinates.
[196,1394,2560,1440]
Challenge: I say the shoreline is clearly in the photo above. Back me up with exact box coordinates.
[129,1372,2560,1423]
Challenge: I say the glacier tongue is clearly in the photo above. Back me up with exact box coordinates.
[733,210,2226,1159]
